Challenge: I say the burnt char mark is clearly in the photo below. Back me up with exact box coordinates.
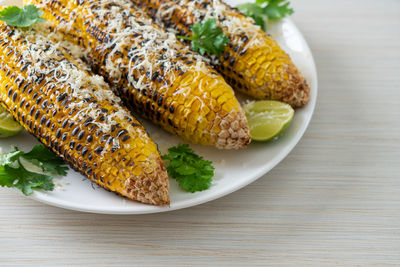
[35,73,45,85]
[117,129,128,137]
[41,100,48,109]
[229,57,235,67]
[22,83,30,93]
[12,92,18,102]
[77,130,85,140]
[83,117,93,126]
[56,129,61,138]
[17,80,24,89]
[35,96,43,105]
[224,52,230,60]
[40,115,47,126]
[71,127,79,136]
[94,146,103,155]
[157,95,163,106]
[121,135,130,142]
[151,71,159,81]
[61,119,69,128]
[56,92,68,102]
[21,62,31,72]
[70,141,76,149]
[86,135,93,142]
[110,145,118,153]
[34,110,40,120]
[81,147,88,157]
[106,137,114,145]
[7,30,15,37]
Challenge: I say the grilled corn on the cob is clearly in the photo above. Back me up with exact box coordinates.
[27,0,250,149]
[131,0,310,108]
[0,22,170,205]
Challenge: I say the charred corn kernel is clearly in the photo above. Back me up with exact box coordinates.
[130,0,310,108]
[0,23,169,206]
[27,0,251,149]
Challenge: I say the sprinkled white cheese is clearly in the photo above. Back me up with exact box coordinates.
[39,0,213,102]
[0,23,133,149]
[157,0,264,52]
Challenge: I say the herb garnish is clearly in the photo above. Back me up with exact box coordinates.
[163,144,214,193]
[0,145,68,196]
[0,5,45,28]
[177,18,229,57]
[237,0,294,31]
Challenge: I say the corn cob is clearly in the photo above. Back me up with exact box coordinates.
[130,0,310,108]
[0,22,170,206]
[27,0,250,149]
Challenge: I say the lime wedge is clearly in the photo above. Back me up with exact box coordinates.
[0,106,23,138]
[243,100,294,141]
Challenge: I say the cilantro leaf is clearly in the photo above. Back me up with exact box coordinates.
[162,144,214,193]
[263,0,294,20]
[0,145,68,196]
[237,0,293,31]
[0,5,45,28]
[23,145,68,175]
[0,165,54,196]
[177,18,229,57]
[236,3,266,29]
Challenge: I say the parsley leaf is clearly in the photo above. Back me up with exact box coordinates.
[0,5,45,28]
[237,0,294,31]
[177,18,229,57]
[162,144,214,193]
[0,145,68,196]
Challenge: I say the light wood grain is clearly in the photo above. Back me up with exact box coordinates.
[1,0,399,266]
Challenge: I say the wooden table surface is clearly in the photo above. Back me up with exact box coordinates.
[1,0,399,266]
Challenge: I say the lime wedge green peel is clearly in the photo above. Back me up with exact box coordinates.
[243,100,294,141]
[0,105,23,138]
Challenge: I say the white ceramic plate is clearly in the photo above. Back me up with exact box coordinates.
[0,0,317,214]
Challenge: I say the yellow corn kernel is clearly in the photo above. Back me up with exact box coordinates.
[0,22,169,206]
[129,0,310,107]
[28,0,250,149]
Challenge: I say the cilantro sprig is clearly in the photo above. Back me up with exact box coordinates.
[237,0,294,31]
[177,18,229,57]
[0,5,45,28]
[0,145,68,196]
[162,144,214,193]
